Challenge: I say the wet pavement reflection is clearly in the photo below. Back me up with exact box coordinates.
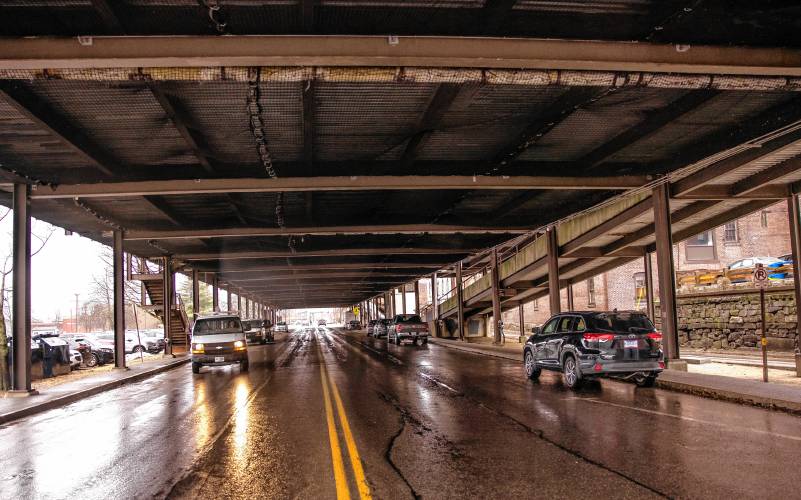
[1,327,800,499]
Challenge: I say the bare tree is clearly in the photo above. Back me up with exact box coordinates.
[0,209,55,390]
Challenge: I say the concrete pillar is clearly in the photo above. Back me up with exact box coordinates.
[401,285,407,314]
[518,303,525,339]
[491,249,502,344]
[456,261,465,340]
[113,230,126,369]
[414,281,420,314]
[546,227,561,315]
[11,184,34,394]
[787,195,801,368]
[431,272,438,320]
[192,269,200,319]
[653,183,681,365]
[237,290,242,313]
[644,252,655,322]
[212,274,219,312]
[163,256,173,356]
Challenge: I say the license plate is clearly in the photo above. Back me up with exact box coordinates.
[214,356,225,363]
[624,340,638,349]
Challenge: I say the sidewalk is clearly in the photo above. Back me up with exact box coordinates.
[428,337,801,414]
[0,354,189,425]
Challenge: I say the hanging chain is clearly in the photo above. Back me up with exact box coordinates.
[198,0,228,34]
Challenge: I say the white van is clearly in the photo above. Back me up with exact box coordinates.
[190,314,249,374]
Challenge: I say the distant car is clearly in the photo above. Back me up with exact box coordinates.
[243,319,273,344]
[524,311,664,389]
[318,319,327,326]
[372,319,389,338]
[387,314,429,346]
[366,320,378,336]
[345,320,361,331]
[275,322,289,332]
[94,331,162,354]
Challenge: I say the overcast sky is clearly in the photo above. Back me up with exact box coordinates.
[0,211,107,321]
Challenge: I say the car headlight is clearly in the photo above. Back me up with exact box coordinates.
[233,340,246,351]
[192,343,205,353]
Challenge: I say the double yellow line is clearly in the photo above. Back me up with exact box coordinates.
[318,340,372,500]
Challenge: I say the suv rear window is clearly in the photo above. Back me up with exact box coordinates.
[194,318,243,334]
[586,313,654,334]
[395,315,422,323]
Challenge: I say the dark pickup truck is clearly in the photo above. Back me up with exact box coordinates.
[387,314,429,345]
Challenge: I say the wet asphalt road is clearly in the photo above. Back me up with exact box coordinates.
[2,328,801,499]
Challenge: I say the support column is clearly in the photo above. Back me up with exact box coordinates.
[192,269,200,319]
[491,249,502,344]
[212,274,219,312]
[787,195,801,371]
[519,303,526,339]
[644,252,655,321]
[456,261,465,341]
[163,256,173,356]
[401,285,407,314]
[237,290,242,313]
[653,183,682,367]
[431,272,438,320]
[11,184,34,394]
[414,281,420,314]
[567,284,574,311]
[546,227,561,315]
[113,230,126,369]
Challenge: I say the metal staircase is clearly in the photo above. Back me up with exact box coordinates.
[128,258,189,350]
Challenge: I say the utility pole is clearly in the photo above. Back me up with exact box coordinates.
[74,293,79,333]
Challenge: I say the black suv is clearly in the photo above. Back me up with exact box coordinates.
[523,311,664,389]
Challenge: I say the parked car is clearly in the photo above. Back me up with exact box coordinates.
[94,331,162,354]
[372,319,389,338]
[243,319,273,344]
[69,349,82,370]
[366,319,378,336]
[191,314,249,374]
[523,311,664,389]
[345,320,361,331]
[387,314,429,345]
[60,334,114,367]
[275,322,289,333]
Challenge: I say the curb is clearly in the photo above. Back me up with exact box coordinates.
[429,338,801,414]
[0,357,190,425]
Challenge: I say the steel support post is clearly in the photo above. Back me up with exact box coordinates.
[113,230,126,369]
[519,303,526,339]
[787,195,801,375]
[567,284,574,311]
[10,184,33,393]
[456,262,465,341]
[237,290,242,313]
[491,249,503,344]
[431,272,438,320]
[163,256,173,356]
[414,281,420,314]
[401,285,407,315]
[192,269,200,319]
[653,183,681,365]
[644,252,656,321]
[546,227,561,315]
[212,274,219,312]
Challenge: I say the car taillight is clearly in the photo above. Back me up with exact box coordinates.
[647,332,662,341]
[396,325,402,332]
[583,333,615,342]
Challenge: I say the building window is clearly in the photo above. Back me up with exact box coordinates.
[685,230,716,261]
[633,272,646,310]
[587,278,596,307]
[723,221,739,243]
[761,210,769,228]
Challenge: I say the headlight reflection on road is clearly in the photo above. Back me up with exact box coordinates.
[194,382,212,450]
[232,379,251,462]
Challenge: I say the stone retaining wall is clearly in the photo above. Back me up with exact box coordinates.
[660,292,799,351]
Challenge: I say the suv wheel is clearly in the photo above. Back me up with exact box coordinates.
[192,362,201,374]
[562,354,583,389]
[132,345,144,354]
[636,373,657,388]
[85,353,99,368]
[524,350,541,380]
[240,360,249,372]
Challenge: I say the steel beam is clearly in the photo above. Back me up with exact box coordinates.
[561,198,654,256]
[431,272,438,320]
[163,257,173,355]
[11,184,33,393]
[175,248,478,260]
[652,183,679,363]
[124,224,531,240]
[29,175,648,199]
[212,273,219,312]
[788,195,801,356]
[546,227,561,315]
[113,230,125,369]
[5,36,801,76]
[644,252,655,322]
[400,83,461,168]
[491,249,502,343]
[456,262,465,341]
[192,268,200,319]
